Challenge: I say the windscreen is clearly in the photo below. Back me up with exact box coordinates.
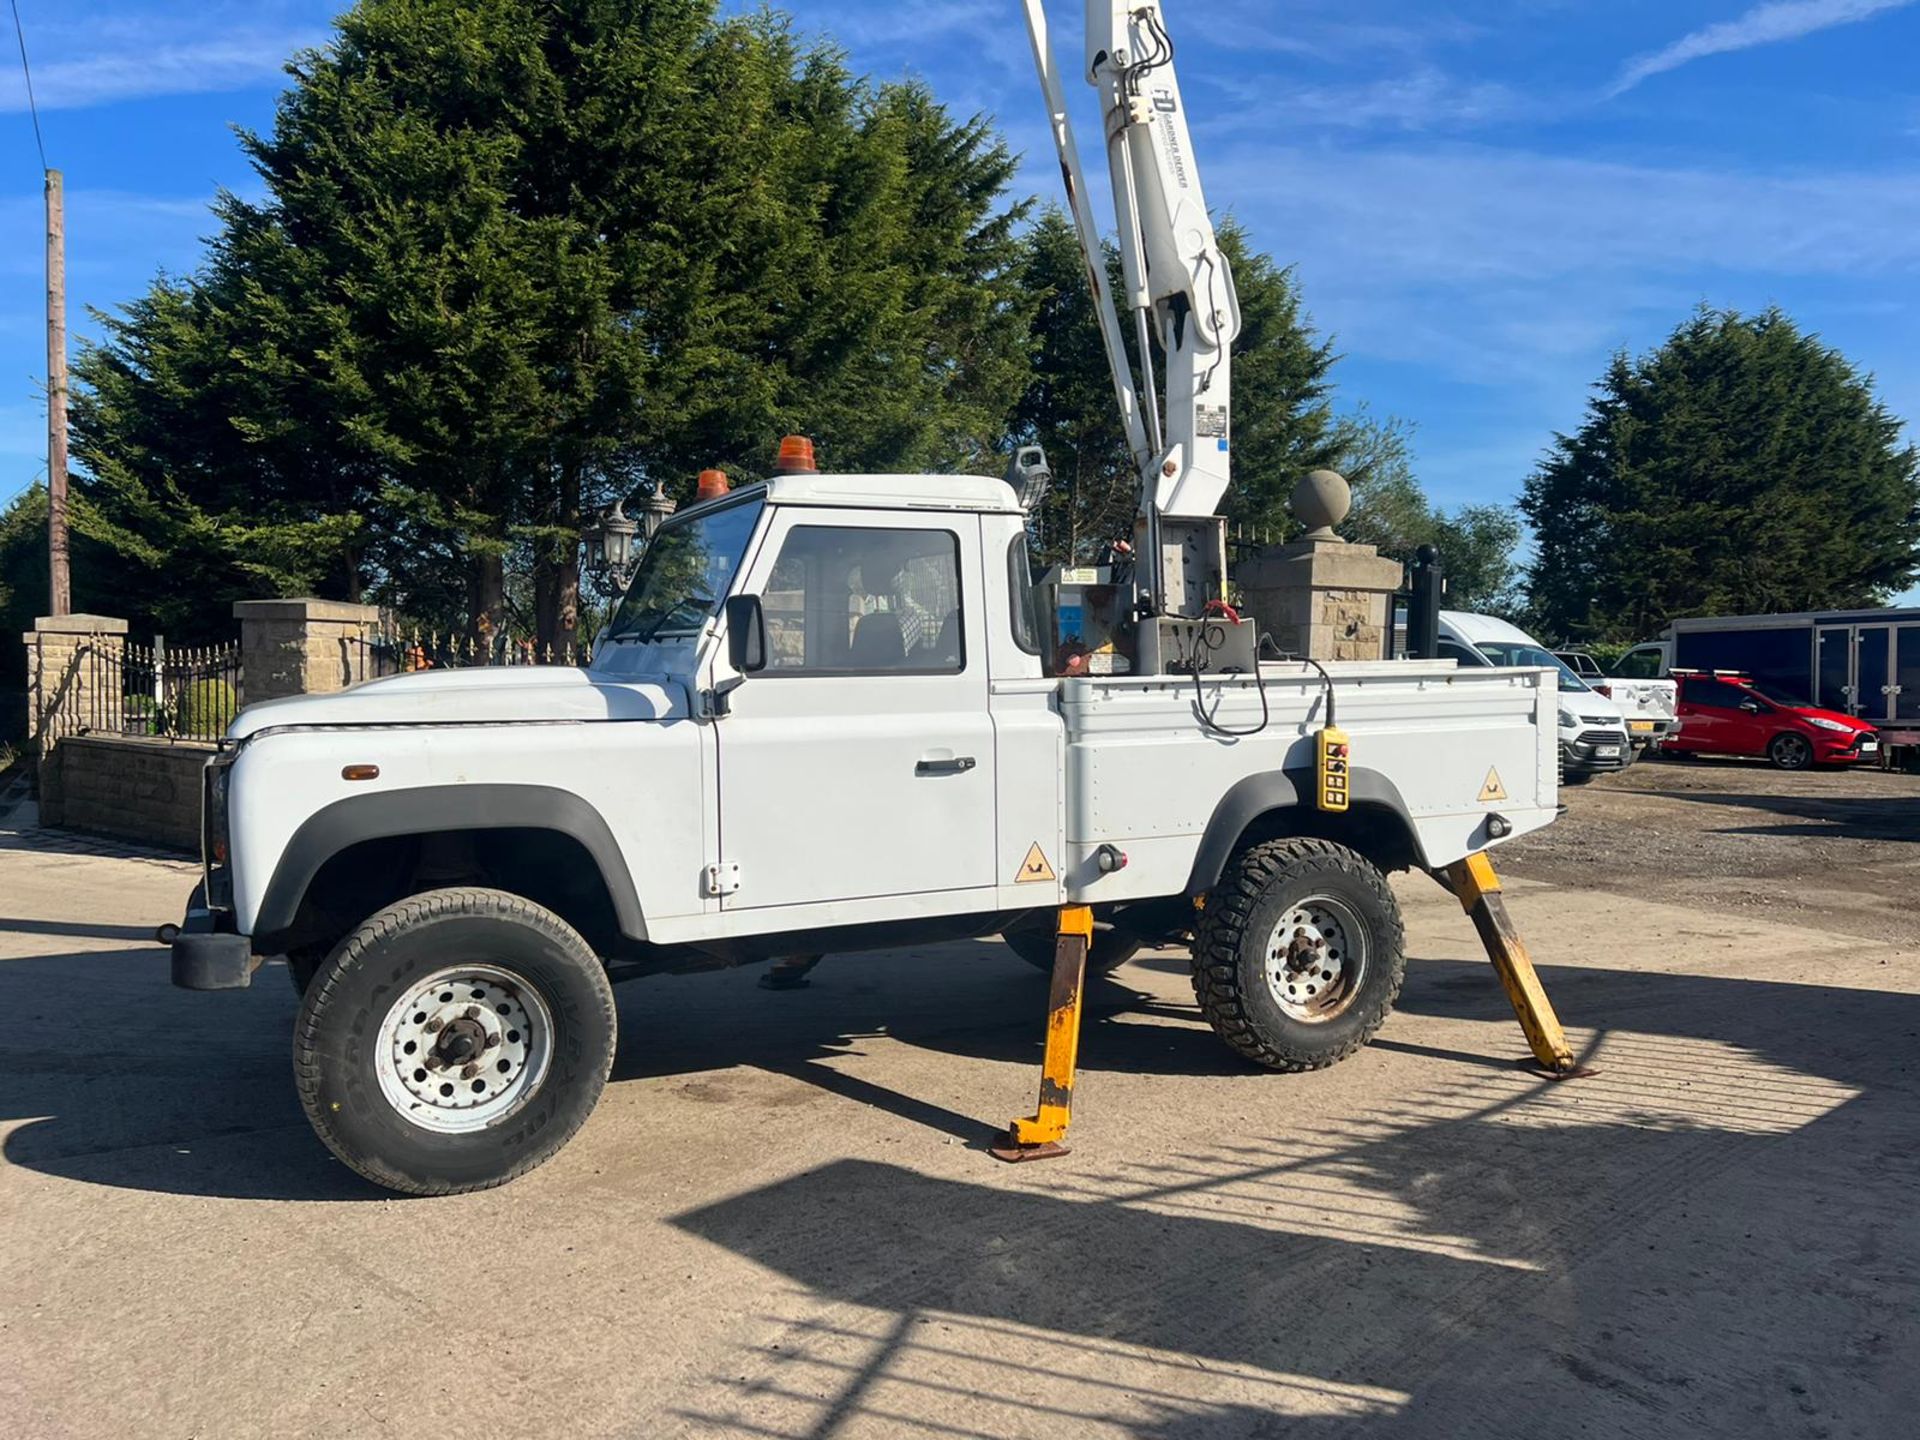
[606,495,765,644]
[1472,640,1591,694]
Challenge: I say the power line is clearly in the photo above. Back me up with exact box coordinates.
[8,0,47,172]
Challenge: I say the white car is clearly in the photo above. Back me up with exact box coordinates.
[1439,613,1632,784]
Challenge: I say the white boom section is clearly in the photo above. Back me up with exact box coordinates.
[1085,1,1242,521]
[1021,0,1153,479]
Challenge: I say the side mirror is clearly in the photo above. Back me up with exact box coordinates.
[724,594,767,674]
[1739,700,1762,713]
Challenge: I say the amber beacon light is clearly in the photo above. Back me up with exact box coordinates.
[694,469,731,502]
[772,435,818,475]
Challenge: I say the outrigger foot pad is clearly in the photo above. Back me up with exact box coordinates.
[1526,1060,1600,1082]
[988,1140,1071,1164]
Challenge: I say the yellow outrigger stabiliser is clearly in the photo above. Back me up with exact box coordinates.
[1441,852,1591,1079]
[991,852,1586,1161]
[991,905,1093,1163]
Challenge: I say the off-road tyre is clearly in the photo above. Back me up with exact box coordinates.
[1769,732,1815,771]
[1004,925,1142,974]
[294,887,616,1196]
[1190,838,1405,1072]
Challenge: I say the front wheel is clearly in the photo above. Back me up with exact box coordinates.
[293,888,617,1196]
[1769,732,1815,771]
[1190,838,1406,1072]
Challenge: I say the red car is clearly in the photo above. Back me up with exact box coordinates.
[1661,671,1880,770]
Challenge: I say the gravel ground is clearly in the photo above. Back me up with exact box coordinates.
[1501,755,1920,947]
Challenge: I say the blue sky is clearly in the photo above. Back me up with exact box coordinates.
[5,0,1920,598]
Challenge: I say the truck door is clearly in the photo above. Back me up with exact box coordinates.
[1897,626,1920,725]
[714,510,997,913]
[1816,626,1856,714]
[1857,626,1893,723]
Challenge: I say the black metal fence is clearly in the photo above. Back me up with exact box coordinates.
[44,637,244,746]
[344,623,593,681]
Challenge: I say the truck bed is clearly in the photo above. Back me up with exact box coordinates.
[1058,660,1558,902]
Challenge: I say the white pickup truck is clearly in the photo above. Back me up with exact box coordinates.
[1555,650,1680,756]
[169,471,1561,1194]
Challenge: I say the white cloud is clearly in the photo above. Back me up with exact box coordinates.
[0,30,323,112]
[1610,0,1918,97]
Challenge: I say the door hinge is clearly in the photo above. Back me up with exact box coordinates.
[704,861,741,898]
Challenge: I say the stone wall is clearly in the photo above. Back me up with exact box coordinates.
[39,734,210,853]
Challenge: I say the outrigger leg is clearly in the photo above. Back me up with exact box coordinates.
[1441,853,1593,1080]
[991,905,1093,1162]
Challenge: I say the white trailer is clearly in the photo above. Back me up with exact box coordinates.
[163,2,1574,1194]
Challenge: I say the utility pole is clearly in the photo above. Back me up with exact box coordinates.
[46,167,70,616]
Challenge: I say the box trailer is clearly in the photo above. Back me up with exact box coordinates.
[1616,607,1920,746]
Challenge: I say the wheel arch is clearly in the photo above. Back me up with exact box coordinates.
[1184,768,1425,897]
[253,784,644,950]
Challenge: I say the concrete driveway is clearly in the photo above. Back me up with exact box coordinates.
[2,802,1917,1439]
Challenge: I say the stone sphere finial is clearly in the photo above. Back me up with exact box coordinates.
[1291,469,1351,540]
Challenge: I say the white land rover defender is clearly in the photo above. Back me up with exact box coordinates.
[168,468,1561,1195]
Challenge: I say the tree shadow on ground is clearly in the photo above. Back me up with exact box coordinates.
[1644,787,1920,842]
[667,966,1920,1438]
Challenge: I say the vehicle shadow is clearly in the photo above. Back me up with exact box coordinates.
[1644,788,1920,842]
[666,964,1920,1438]
[0,945,384,1201]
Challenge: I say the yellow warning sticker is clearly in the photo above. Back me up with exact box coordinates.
[1479,768,1509,803]
[1015,842,1057,885]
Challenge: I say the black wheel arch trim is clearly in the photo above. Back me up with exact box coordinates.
[253,784,644,943]
[1184,767,1424,897]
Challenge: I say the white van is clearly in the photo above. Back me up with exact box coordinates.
[1438,612,1633,784]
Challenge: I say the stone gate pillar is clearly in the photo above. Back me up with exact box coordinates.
[1236,471,1405,662]
[234,599,383,704]
[23,614,128,746]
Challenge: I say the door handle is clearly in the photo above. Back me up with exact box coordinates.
[916,757,977,776]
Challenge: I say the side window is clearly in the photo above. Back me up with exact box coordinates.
[1008,535,1041,656]
[761,525,964,675]
[1615,648,1662,680]
[1438,640,1490,667]
[1688,679,1750,709]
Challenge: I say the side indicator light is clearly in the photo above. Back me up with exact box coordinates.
[342,765,381,782]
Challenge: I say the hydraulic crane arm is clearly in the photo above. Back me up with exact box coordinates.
[1023,1,1244,537]
[1021,0,1154,480]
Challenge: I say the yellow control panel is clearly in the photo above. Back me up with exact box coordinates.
[1316,726,1352,813]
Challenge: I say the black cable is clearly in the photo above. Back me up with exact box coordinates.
[8,0,47,172]
[1256,634,1339,728]
[1181,620,1271,738]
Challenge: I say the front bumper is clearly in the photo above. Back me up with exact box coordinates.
[1820,730,1880,764]
[169,883,256,990]
[1563,730,1632,774]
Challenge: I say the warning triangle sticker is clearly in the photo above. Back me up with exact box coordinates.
[1479,768,1509,803]
[1015,842,1057,885]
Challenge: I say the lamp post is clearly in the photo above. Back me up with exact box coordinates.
[582,482,677,599]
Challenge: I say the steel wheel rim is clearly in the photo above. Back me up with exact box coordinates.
[1776,734,1811,767]
[374,964,554,1134]
[1265,896,1368,1024]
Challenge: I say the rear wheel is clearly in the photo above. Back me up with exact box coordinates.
[1769,732,1814,771]
[1004,925,1142,974]
[1190,838,1405,1071]
[293,887,616,1196]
